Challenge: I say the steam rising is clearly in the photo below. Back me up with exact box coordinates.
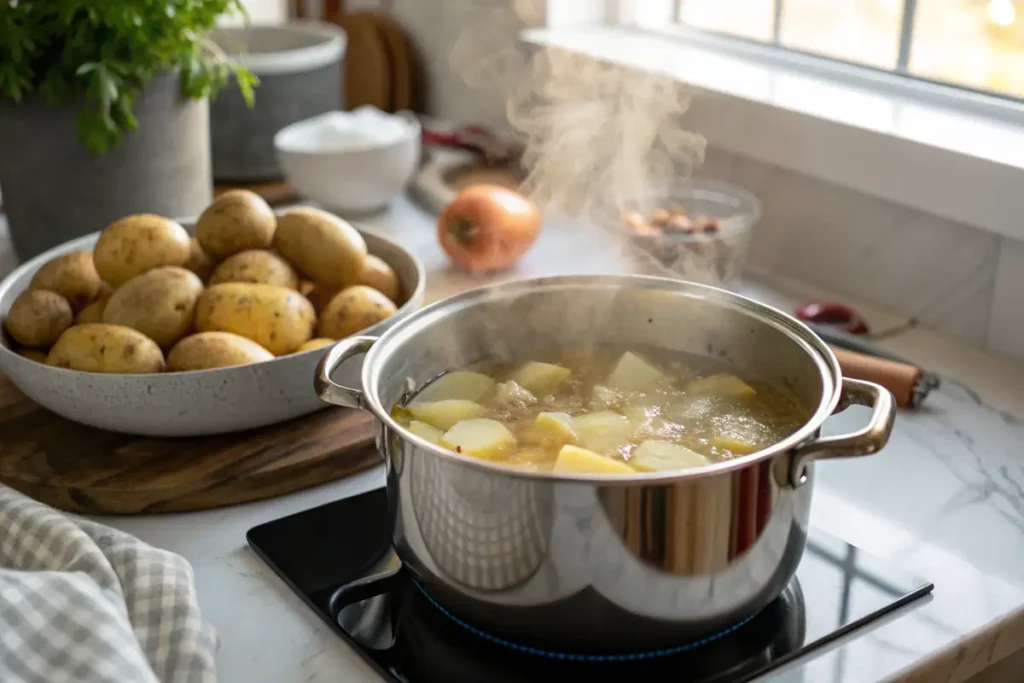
[448,0,706,218]
[410,0,710,386]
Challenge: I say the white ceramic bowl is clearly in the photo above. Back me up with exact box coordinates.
[275,111,422,215]
[0,222,425,437]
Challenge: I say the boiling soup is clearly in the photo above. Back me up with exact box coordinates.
[392,348,808,475]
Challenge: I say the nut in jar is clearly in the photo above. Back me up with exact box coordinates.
[613,181,760,289]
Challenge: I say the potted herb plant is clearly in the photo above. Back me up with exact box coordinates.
[0,0,257,260]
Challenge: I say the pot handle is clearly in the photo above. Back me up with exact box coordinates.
[327,548,404,620]
[788,378,895,488]
[315,335,378,410]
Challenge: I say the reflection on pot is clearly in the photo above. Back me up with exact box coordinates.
[410,449,552,591]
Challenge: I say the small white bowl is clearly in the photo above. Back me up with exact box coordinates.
[275,111,422,215]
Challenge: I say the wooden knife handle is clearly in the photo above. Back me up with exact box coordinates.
[831,346,921,408]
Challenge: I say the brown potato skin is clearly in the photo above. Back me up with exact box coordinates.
[29,251,102,311]
[209,249,299,289]
[75,295,110,325]
[93,214,191,287]
[296,338,335,353]
[5,290,73,347]
[273,207,367,287]
[17,348,48,363]
[298,280,316,297]
[184,238,215,282]
[195,190,276,259]
[317,285,397,340]
[102,266,204,348]
[46,324,165,374]
[166,332,274,371]
[358,254,401,303]
[305,283,340,315]
[195,283,315,355]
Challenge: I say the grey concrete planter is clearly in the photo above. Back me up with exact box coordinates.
[210,21,346,182]
[0,72,212,261]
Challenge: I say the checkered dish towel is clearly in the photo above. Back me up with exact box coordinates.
[0,485,218,683]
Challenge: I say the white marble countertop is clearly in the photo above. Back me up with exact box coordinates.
[4,197,1024,682]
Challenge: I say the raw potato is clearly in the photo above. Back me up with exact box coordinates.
[709,435,759,455]
[492,380,537,408]
[630,440,709,472]
[166,332,274,371]
[102,267,204,348]
[17,349,48,363]
[506,447,554,471]
[29,251,102,311]
[415,370,495,403]
[195,190,276,258]
[408,420,444,445]
[407,400,484,430]
[512,361,571,395]
[46,324,165,374]
[273,207,367,286]
[441,419,517,460]
[686,374,756,398]
[75,295,109,325]
[195,282,315,356]
[4,290,73,347]
[184,238,215,282]
[358,254,401,302]
[606,351,666,392]
[573,410,633,455]
[299,280,316,297]
[209,249,299,289]
[305,283,338,314]
[93,214,192,286]
[533,412,577,443]
[317,285,397,340]
[296,338,334,353]
[553,445,635,475]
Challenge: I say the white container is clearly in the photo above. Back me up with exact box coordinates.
[210,21,347,182]
[275,109,422,215]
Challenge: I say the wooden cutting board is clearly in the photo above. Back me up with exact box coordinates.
[0,375,378,515]
[373,12,417,112]
[214,180,299,206]
[336,11,392,111]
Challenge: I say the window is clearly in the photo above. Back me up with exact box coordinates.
[671,0,1024,98]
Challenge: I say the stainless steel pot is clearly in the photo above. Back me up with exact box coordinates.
[315,275,894,653]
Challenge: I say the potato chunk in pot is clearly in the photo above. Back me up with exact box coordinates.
[390,347,807,475]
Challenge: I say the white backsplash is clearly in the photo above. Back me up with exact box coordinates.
[989,239,1024,360]
[695,148,1006,348]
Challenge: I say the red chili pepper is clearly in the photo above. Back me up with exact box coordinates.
[795,300,870,335]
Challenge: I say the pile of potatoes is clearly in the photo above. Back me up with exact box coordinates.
[2,191,403,374]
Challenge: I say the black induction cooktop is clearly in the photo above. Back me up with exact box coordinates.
[248,488,933,682]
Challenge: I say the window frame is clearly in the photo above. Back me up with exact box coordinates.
[730,0,921,72]
[616,0,1024,123]
[527,4,1024,241]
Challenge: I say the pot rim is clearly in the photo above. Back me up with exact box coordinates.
[211,20,347,75]
[359,274,842,485]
